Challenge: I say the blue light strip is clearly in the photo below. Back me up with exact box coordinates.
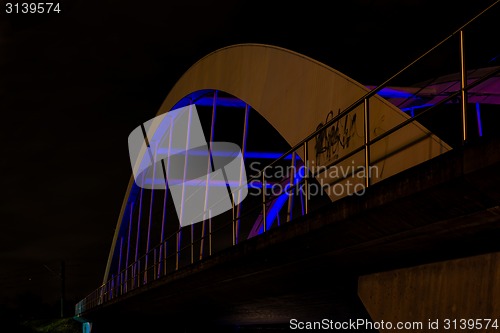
[156,149,293,160]
[476,102,483,137]
[257,169,304,235]
[400,103,435,112]
[257,192,289,234]
[375,86,415,98]
[245,152,293,160]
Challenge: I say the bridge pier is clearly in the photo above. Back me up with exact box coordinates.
[359,251,500,333]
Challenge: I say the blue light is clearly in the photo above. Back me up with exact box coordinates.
[257,191,290,234]
[248,181,273,189]
[366,86,415,99]
[191,96,247,108]
[171,90,248,109]
[400,103,435,112]
[257,168,304,234]
[476,102,483,137]
[155,149,292,159]
[245,152,293,160]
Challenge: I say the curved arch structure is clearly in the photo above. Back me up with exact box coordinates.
[102,43,451,284]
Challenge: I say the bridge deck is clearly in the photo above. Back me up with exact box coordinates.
[82,137,500,332]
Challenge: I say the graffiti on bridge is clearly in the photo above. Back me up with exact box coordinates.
[314,109,360,165]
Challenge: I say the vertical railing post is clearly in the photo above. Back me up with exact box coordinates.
[117,237,123,293]
[156,244,161,279]
[190,224,194,265]
[159,117,173,278]
[124,202,133,293]
[236,103,250,244]
[460,29,468,144]
[303,142,309,215]
[262,170,267,232]
[145,142,158,284]
[163,241,167,276]
[286,151,296,222]
[201,90,218,260]
[176,229,180,271]
[199,221,206,260]
[135,173,145,266]
[177,101,193,270]
[128,265,132,291]
[209,209,212,256]
[153,247,157,280]
[137,259,141,288]
[131,263,135,289]
[232,193,236,246]
[364,98,371,188]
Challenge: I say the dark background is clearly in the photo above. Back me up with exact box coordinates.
[1,0,497,319]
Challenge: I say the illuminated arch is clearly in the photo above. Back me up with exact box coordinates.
[103,43,451,283]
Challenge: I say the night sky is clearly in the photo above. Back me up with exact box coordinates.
[1,0,497,315]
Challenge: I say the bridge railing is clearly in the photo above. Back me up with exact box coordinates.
[75,0,500,317]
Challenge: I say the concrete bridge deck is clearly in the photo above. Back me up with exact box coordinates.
[82,136,500,332]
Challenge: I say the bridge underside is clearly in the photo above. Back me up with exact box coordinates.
[84,137,500,332]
